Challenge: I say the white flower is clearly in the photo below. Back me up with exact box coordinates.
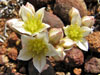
[6,2,50,36]
[17,32,57,73]
[63,7,93,51]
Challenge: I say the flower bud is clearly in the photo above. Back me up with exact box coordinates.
[69,7,80,20]
[60,37,75,50]
[49,28,63,45]
[53,46,66,61]
[69,7,81,25]
[25,2,35,14]
[82,16,95,27]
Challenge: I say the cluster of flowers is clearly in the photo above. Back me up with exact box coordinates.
[6,2,95,73]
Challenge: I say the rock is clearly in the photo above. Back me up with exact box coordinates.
[7,47,18,60]
[0,72,4,75]
[26,0,55,9]
[5,62,16,69]
[0,45,6,54]
[14,72,25,75]
[84,57,100,73]
[66,72,71,75]
[28,59,55,75]
[84,0,97,3]
[43,11,64,28]
[56,72,65,75]
[8,32,19,41]
[0,55,9,65]
[11,68,17,73]
[54,0,87,24]
[8,32,19,47]
[17,61,28,72]
[65,47,84,67]
[19,66,26,74]
[0,0,21,18]
[86,31,100,53]
[0,19,6,32]
[73,68,82,75]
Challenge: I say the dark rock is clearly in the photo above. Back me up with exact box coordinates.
[8,32,19,47]
[84,0,97,3]
[28,59,55,75]
[54,61,67,72]
[26,0,55,9]
[54,0,87,24]
[16,61,28,74]
[19,66,26,74]
[84,57,100,73]
[86,31,100,53]
[43,11,64,28]
[65,47,84,67]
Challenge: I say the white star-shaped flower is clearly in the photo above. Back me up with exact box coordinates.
[63,7,93,51]
[6,2,50,36]
[17,32,57,73]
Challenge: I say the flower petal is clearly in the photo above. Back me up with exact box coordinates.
[35,7,45,21]
[33,56,46,73]
[69,7,81,26]
[76,38,88,51]
[19,5,33,21]
[17,49,33,61]
[81,26,93,37]
[21,35,34,48]
[71,15,81,26]
[42,23,50,30]
[53,46,66,61]
[36,32,49,43]
[6,19,31,35]
[46,44,57,56]
[60,37,75,47]
[25,2,35,14]
[69,7,80,18]
[63,25,69,36]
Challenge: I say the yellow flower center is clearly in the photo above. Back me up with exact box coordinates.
[27,38,48,58]
[23,13,44,34]
[65,24,84,41]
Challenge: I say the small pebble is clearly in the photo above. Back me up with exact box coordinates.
[0,45,6,54]
[73,68,82,75]
[66,72,71,75]
[12,68,17,73]
[56,72,65,75]
[7,47,18,60]
[19,66,26,74]
[0,55,9,64]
